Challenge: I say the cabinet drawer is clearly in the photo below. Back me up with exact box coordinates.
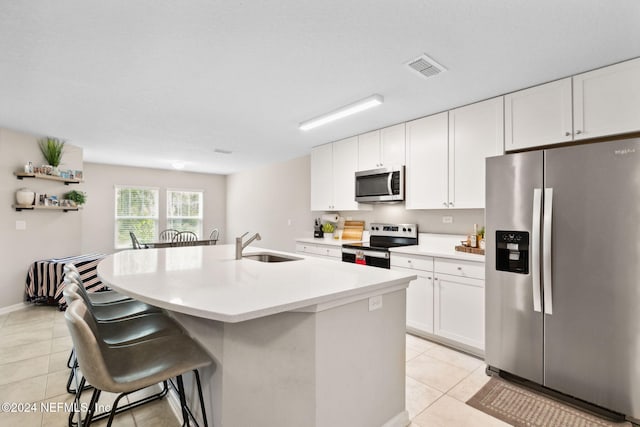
[434,258,484,280]
[295,243,317,255]
[315,245,341,259]
[391,254,433,271]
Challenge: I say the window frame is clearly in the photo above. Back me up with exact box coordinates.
[114,185,160,249]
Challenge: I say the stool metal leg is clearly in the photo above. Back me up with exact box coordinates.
[193,370,209,427]
[83,388,102,427]
[176,375,190,427]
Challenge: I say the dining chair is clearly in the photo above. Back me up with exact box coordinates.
[129,232,147,249]
[159,229,179,242]
[172,231,198,246]
[209,228,219,244]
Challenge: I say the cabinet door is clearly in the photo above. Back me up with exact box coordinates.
[449,97,504,209]
[310,143,334,210]
[405,112,449,209]
[434,273,484,350]
[380,123,406,166]
[392,266,434,334]
[357,130,381,170]
[505,78,573,151]
[574,57,640,140]
[332,136,360,211]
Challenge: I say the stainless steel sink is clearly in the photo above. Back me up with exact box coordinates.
[243,252,302,263]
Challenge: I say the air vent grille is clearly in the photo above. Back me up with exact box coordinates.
[406,54,446,79]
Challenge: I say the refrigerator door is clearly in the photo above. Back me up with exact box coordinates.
[485,151,544,383]
[544,138,640,419]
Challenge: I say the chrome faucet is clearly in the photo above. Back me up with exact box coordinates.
[236,232,262,259]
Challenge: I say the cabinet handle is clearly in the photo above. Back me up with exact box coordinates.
[457,266,462,270]
[565,131,571,136]
[427,276,432,280]
[575,130,583,135]
[407,259,412,263]
[449,202,454,207]
[443,202,448,207]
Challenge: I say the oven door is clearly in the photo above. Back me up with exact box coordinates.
[342,248,390,269]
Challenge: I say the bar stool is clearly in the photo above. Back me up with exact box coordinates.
[63,264,131,305]
[65,299,212,426]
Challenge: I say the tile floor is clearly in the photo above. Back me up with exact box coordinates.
[0,305,506,426]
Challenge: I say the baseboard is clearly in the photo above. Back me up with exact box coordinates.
[382,410,410,427]
[0,302,30,315]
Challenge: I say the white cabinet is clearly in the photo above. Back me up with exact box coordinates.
[505,78,573,151]
[505,58,640,151]
[391,254,434,334]
[357,123,405,170]
[434,259,485,350]
[295,241,342,260]
[406,98,503,210]
[448,97,504,209]
[405,112,449,209]
[574,57,640,140]
[391,252,485,352]
[310,137,372,211]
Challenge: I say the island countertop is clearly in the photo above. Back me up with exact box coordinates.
[97,244,416,323]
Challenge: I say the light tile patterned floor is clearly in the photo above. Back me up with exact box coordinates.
[0,305,507,426]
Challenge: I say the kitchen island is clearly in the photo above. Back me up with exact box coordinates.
[97,244,416,427]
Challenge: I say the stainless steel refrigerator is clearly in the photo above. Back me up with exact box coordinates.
[485,137,640,421]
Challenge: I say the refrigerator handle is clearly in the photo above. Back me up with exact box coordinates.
[543,188,554,315]
[532,189,542,313]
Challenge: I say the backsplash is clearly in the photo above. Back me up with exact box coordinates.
[336,204,484,235]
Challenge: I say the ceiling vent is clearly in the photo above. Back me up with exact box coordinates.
[406,54,446,79]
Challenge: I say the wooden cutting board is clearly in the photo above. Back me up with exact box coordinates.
[342,220,365,240]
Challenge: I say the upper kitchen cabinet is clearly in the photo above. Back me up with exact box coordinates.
[573,57,640,140]
[505,78,573,151]
[310,137,372,211]
[357,123,405,170]
[405,112,449,209]
[448,97,504,209]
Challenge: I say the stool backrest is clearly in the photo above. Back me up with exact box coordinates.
[64,263,79,276]
[65,300,111,390]
[63,281,94,311]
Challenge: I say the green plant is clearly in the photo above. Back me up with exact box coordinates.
[64,190,86,205]
[38,137,65,167]
[478,226,485,239]
[322,223,335,233]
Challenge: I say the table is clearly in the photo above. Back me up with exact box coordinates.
[142,239,217,249]
[25,253,107,309]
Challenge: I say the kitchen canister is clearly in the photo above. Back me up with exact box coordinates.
[15,188,35,205]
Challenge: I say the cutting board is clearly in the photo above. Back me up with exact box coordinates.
[342,220,365,241]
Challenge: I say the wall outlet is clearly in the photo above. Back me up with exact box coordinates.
[15,220,26,230]
[442,216,453,224]
[369,295,383,311]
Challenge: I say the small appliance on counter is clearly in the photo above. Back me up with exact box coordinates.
[313,218,323,238]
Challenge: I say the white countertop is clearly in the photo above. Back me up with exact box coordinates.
[97,245,416,323]
[389,233,485,263]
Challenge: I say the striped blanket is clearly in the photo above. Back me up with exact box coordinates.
[25,253,107,309]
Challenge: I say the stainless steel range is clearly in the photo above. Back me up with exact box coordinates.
[342,223,418,269]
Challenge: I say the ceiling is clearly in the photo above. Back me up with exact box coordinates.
[1,1,639,175]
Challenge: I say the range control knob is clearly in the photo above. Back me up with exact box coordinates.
[402,228,406,232]
[407,228,412,232]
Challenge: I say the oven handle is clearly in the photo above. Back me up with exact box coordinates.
[341,248,389,259]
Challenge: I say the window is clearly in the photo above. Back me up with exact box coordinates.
[167,190,203,237]
[115,186,159,249]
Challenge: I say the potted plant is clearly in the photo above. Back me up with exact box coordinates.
[38,137,65,175]
[322,222,335,240]
[64,190,86,206]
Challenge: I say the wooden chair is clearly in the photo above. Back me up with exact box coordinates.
[159,229,179,242]
[129,232,147,249]
[172,231,198,246]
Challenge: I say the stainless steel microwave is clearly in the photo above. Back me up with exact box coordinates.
[355,166,405,203]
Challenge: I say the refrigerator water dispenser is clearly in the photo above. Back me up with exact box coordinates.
[496,231,529,274]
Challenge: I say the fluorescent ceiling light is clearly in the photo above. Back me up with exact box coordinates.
[299,94,384,131]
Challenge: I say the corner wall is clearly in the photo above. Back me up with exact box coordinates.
[0,128,83,307]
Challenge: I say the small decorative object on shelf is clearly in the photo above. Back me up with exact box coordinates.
[322,222,335,240]
[15,188,35,205]
[38,136,65,176]
[64,190,86,206]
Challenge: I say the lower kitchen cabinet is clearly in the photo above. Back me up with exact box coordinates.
[392,252,485,354]
[433,273,484,350]
[295,241,342,261]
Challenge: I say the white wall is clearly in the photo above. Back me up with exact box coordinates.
[226,155,314,252]
[80,163,226,254]
[0,128,83,307]
[338,205,485,236]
